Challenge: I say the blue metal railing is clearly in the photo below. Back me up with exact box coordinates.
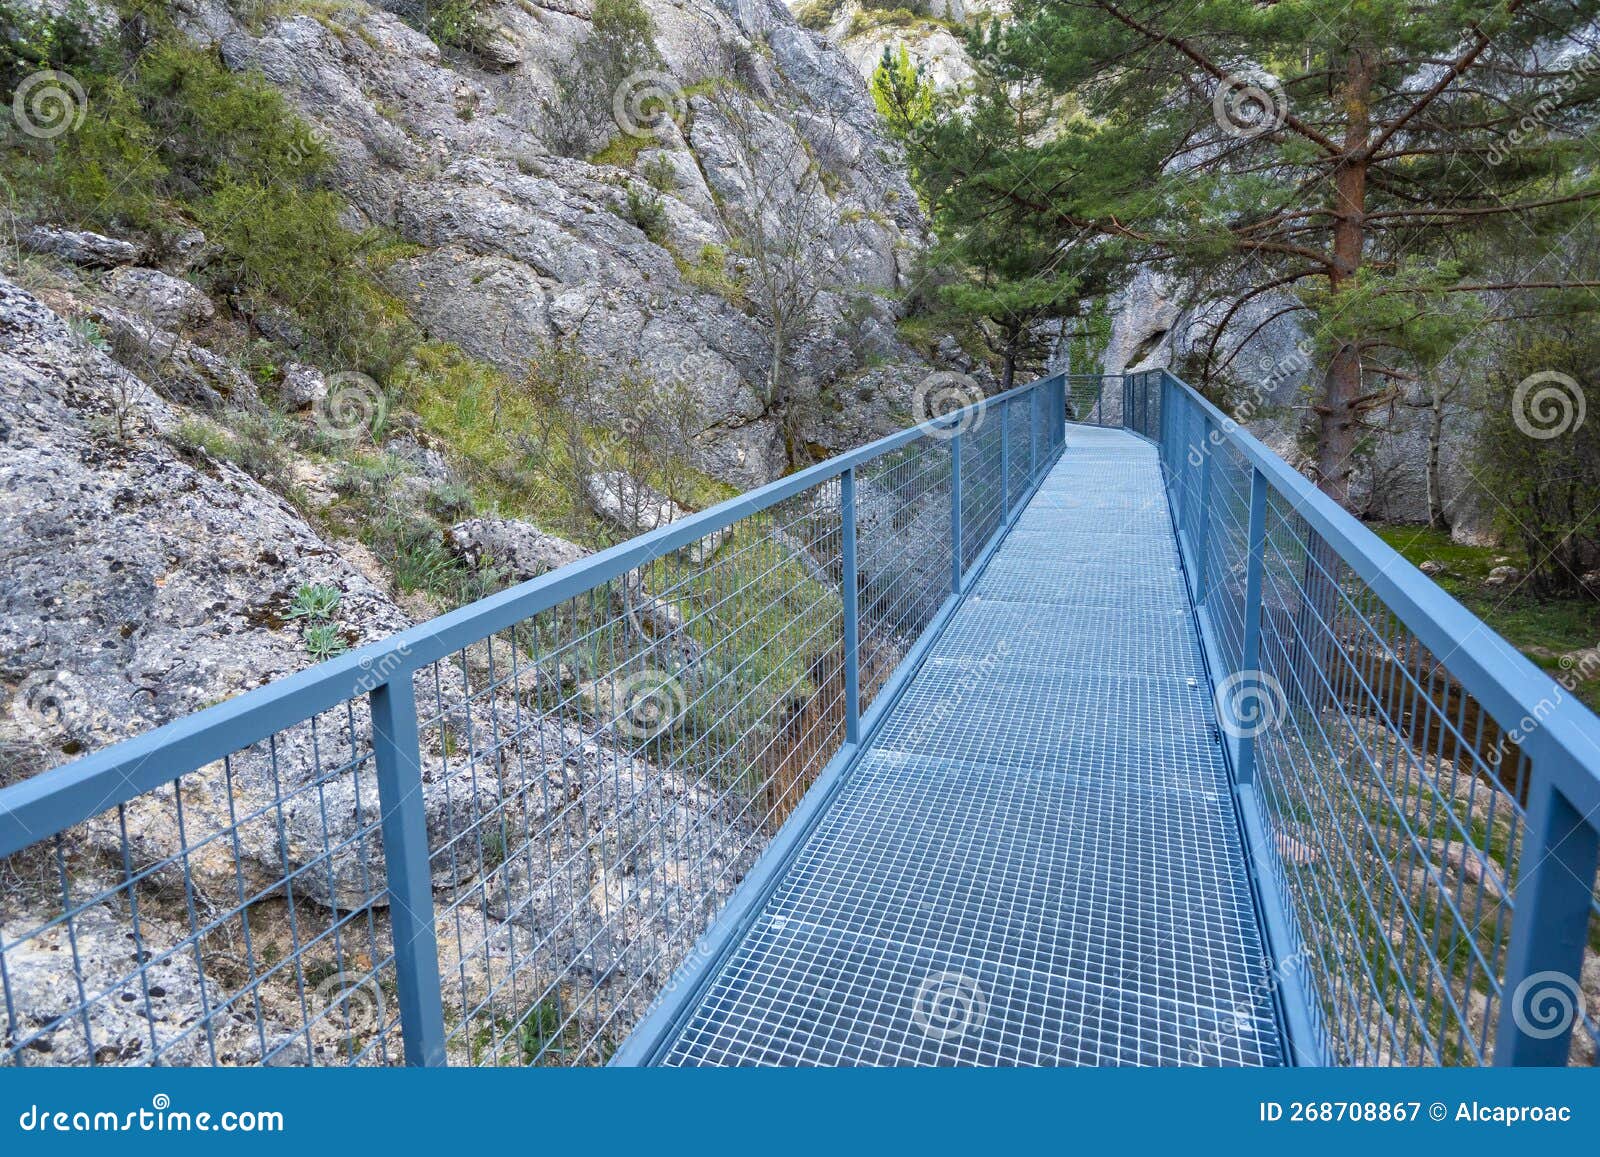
[1075,368,1600,1067]
[0,372,1066,1067]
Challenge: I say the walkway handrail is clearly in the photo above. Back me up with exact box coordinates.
[1076,368,1600,1067]
[0,371,1066,1068]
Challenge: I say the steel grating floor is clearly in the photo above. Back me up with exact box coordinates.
[654,426,1285,1067]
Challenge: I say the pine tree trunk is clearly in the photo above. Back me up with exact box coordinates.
[1314,49,1374,508]
[1427,389,1449,532]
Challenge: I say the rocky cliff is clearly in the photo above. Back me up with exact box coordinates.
[175,0,931,485]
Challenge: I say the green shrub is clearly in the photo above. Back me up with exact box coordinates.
[3,20,411,368]
[425,0,492,52]
[286,582,342,621]
[623,183,666,242]
[640,152,676,193]
[132,38,329,192]
[543,0,661,158]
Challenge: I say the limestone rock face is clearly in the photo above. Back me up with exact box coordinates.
[0,278,754,1063]
[170,0,929,487]
[0,276,496,912]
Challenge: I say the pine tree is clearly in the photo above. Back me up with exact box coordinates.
[874,34,1126,389]
[963,0,1600,503]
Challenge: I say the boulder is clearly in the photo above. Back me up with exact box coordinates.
[86,302,258,412]
[447,517,588,580]
[103,267,214,329]
[1485,565,1522,586]
[279,362,327,410]
[22,225,142,269]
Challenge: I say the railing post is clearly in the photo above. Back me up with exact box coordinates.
[1235,467,1268,786]
[1162,373,1176,475]
[1494,768,1599,1066]
[1028,389,1038,479]
[1000,396,1012,520]
[1054,374,1066,450]
[841,467,861,744]
[370,678,447,1066]
[950,429,963,593]
[1196,411,1212,605]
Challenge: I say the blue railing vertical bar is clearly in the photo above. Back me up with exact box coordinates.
[1493,767,1600,1065]
[841,467,861,746]
[950,430,963,595]
[369,678,447,1066]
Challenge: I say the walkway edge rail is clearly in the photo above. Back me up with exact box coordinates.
[1090,368,1600,1067]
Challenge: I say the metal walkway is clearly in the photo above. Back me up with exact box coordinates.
[657,426,1285,1067]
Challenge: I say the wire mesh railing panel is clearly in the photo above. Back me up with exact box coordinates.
[418,485,846,1066]
[1067,374,1124,428]
[1248,494,1525,1065]
[856,437,956,718]
[0,372,1066,1068]
[1006,398,1031,511]
[960,411,1006,574]
[1205,440,1254,676]
[1,707,405,1066]
[1155,369,1600,1068]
